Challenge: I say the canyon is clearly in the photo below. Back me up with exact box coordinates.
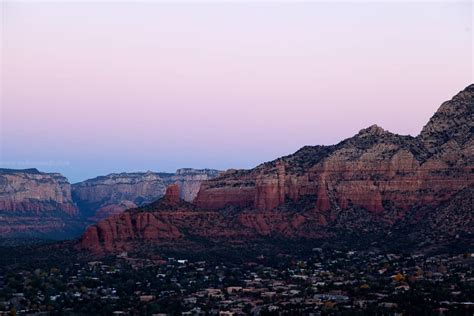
[0,168,79,237]
[72,168,220,220]
[1,85,472,245]
[79,84,474,252]
[0,168,220,237]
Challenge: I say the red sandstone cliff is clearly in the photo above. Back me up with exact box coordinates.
[79,84,474,252]
[195,84,473,217]
[72,169,220,220]
[79,184,327,252]
[0,166,220,237]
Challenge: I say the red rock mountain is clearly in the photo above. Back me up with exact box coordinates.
[79,85,474,252]
[72,168,220,220]
[0,168,79,237]
[0,168,220,238]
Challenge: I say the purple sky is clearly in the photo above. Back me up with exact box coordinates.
[1,1,472,182]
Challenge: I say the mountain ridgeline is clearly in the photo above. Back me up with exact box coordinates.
[79,84,474,252]
[0,168,221,238]
[72,168,221,220]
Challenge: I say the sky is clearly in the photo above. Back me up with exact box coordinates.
[1,1,472,183]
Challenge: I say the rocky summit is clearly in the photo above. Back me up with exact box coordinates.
[79,84,474,253]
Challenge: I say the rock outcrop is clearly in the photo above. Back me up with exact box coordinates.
[0,168,220,237]
[72,168,220,220]
[79,84,474,252]
[0,168,79,237]
[195,84,473,217]
[419,84,474,153]
[79,185,326,252]
[80,185,187,252]
[173,168,221,201]
[0,168,77,215]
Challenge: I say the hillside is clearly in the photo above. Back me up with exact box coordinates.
[79,85,473,252]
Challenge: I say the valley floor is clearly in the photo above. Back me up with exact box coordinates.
[0,236,473,315]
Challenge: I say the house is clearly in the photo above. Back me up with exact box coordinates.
[183,296,197,304]
[261,292,276,300]
[227,286,243,294]
[139,295,155,302]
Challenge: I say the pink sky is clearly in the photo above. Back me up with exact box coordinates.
[1,1,472,182]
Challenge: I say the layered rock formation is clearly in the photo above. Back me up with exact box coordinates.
[173,168,221,201]
[0,168,77,215]
[0,168,219,237]
[0,168,79,237]
[80,186,326,252]
[195,84,473,218]
[79,85,473,252]
[79,85,474,251]
[72,168,220,220]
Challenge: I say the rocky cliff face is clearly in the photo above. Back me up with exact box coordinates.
[173,168,221,201]
[0,168,77,215]
[195,85,473,219]
[79,185,326,252]
[79,84,474,252]
[72,168,220,220]
[419,84,474,154]
[0,167,219,237]
[0,168,79,237]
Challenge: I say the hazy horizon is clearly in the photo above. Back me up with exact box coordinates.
[1,1,473,182]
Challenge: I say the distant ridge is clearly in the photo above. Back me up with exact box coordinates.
[0,168,220,238]
[0,168,41,174]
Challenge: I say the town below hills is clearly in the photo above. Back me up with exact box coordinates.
[0,84,472,315]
